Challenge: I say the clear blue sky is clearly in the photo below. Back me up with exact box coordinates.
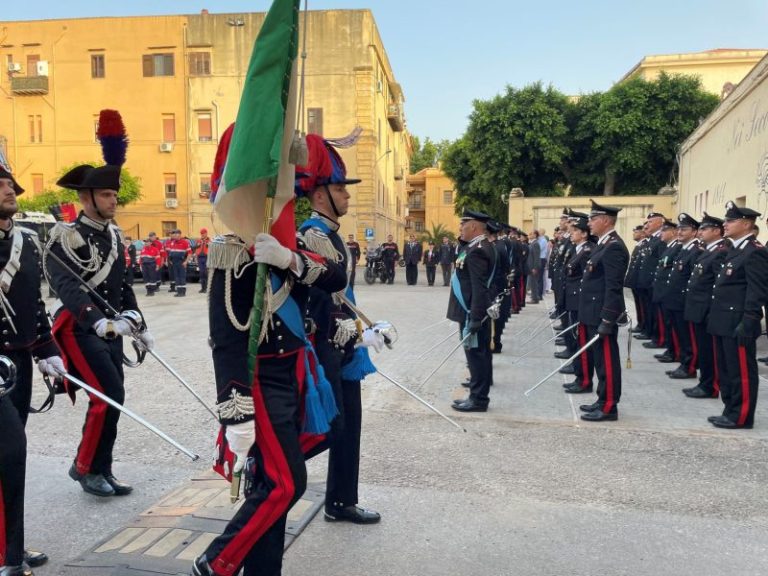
[4,1,767,141]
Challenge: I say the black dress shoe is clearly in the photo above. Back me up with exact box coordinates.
[563,383,593,394]
[104,473,133,496]
[654,353,675,362]
[558,363,575,375]
[0,565,32,576]
[631,326,643,333]
[707,415,724,423]
[23,550,48,568]
[758,356,768,363]
[683,386,714,399]
[633,333,652,340]
[711,416,752,429]
[451,400,488,412]
[70,465,114,497]
[668,368,696,379]
[554,350,572,359]
[452,397,469,406]
[579,402,601,412]
[192,554,215,576]
[554,337,566,346]
[642,341,664,349]
[324,504,381,524]
[460,379,470,388]
[581,409,618,422]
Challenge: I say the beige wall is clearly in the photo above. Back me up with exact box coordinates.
[507,195,677,251]
[406,167,462,241]
[678,54,768,240]
[622,49,767,96]
[0,10,408,242]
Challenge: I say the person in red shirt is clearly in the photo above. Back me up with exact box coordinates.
[139,239,163,296]
[165,229,192,297]
[196,228,210,293]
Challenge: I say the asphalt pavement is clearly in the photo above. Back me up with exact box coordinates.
[23,272,768,575]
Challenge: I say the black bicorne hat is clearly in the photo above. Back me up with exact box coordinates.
[57,164,122,192]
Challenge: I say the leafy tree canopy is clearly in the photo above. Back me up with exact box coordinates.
[409,136,451,174]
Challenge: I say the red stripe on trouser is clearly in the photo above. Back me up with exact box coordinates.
[712,336,720,395]
[579,324,589,388]
[688,322,698,375]
[602,336,615,413]
[0,479,5,566]
[737,345,750,426]
[212,365,296,576]
[656,309,666,345]
[52,311,109,475]
[670,325,680,360]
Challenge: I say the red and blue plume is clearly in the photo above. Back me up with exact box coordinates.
[96,109,128,167]
[294,134,334,196]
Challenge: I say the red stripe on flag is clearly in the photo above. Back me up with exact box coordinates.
[737,345,750,426]
[603,336,615,414]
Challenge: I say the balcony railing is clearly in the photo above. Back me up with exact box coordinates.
[387,103,404,132]
[11,76,49,95]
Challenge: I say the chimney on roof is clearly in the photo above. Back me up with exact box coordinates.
[201,9,209,15]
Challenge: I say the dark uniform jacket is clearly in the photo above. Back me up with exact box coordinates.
[423,247,440,267]
[46,213,138,330]
[707,235,768,338]
[665,240,702,311]
[490,238,510,296]
[518,241,530,275]
[684,239,729,324]
[637,233,664,290]
[208,234,347,426]
[578,230,629,326]
[507,237,523,279]
[624,238,647,288]
[0,225,58,357]
[346,241,361,265]
[556,240,576,305]
[550,237,570,298]
[447,235,495,323]
[564,241,595,312]
[525,241,540,274]
[403,241,422,265]
[381,241,399,262]
[652,241,681,304]
[438,242,455,265]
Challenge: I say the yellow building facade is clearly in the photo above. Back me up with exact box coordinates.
[0,9,410,243]
[405,167,461,239]
[620,48,767,97]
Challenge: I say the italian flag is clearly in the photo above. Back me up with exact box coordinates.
[212,0,300,250]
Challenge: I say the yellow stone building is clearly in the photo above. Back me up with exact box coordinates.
[405,167,461,240]
[0,9,410,243]
[619,48,767,97]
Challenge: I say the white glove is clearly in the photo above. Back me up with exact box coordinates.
[226,421,255,473]
[253,233,293,270]
[356,327,385,353]
[332,318,358,347]
[136,330,155,351]
[93,318,135,338]
[37,355,66,377]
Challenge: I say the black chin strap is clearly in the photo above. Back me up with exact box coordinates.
[323,185,341,219]
[90,189,107,220]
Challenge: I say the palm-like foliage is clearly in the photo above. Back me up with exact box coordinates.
[419,222,455,245]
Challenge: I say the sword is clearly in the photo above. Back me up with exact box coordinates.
[376,369,466,432]
[516,310,567,348]
[335,292,396,349]
[53,368,199,461]
[420,329,476,387]
[511,321,579,365]
[524,333,601,396]
[43,247,218,419]
[418,327,460,359]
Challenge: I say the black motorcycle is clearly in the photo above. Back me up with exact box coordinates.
[364,247,388,284]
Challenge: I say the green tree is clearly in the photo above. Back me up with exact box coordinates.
[419,222,456,245]
[409,136,450,174]
[18,162,142,212]
[294,196,312,230]
[571,73,719,195]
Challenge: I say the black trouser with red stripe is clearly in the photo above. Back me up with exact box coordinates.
[569,314,594,390]
[205,352,307,576]
[6,350,34,427]
[663,305,680,360]
[631,289,645,331]
[637,289,653,336]
[670,309,697,375]
[460,318,492,406]
[562,311,578,355]
[0,396,26,568]
[53,313,125,476]
[714,336,759,427]
[693,321,719,397]
[586,324,621,413]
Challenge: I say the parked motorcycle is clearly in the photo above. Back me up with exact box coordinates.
[364,247,388,284]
